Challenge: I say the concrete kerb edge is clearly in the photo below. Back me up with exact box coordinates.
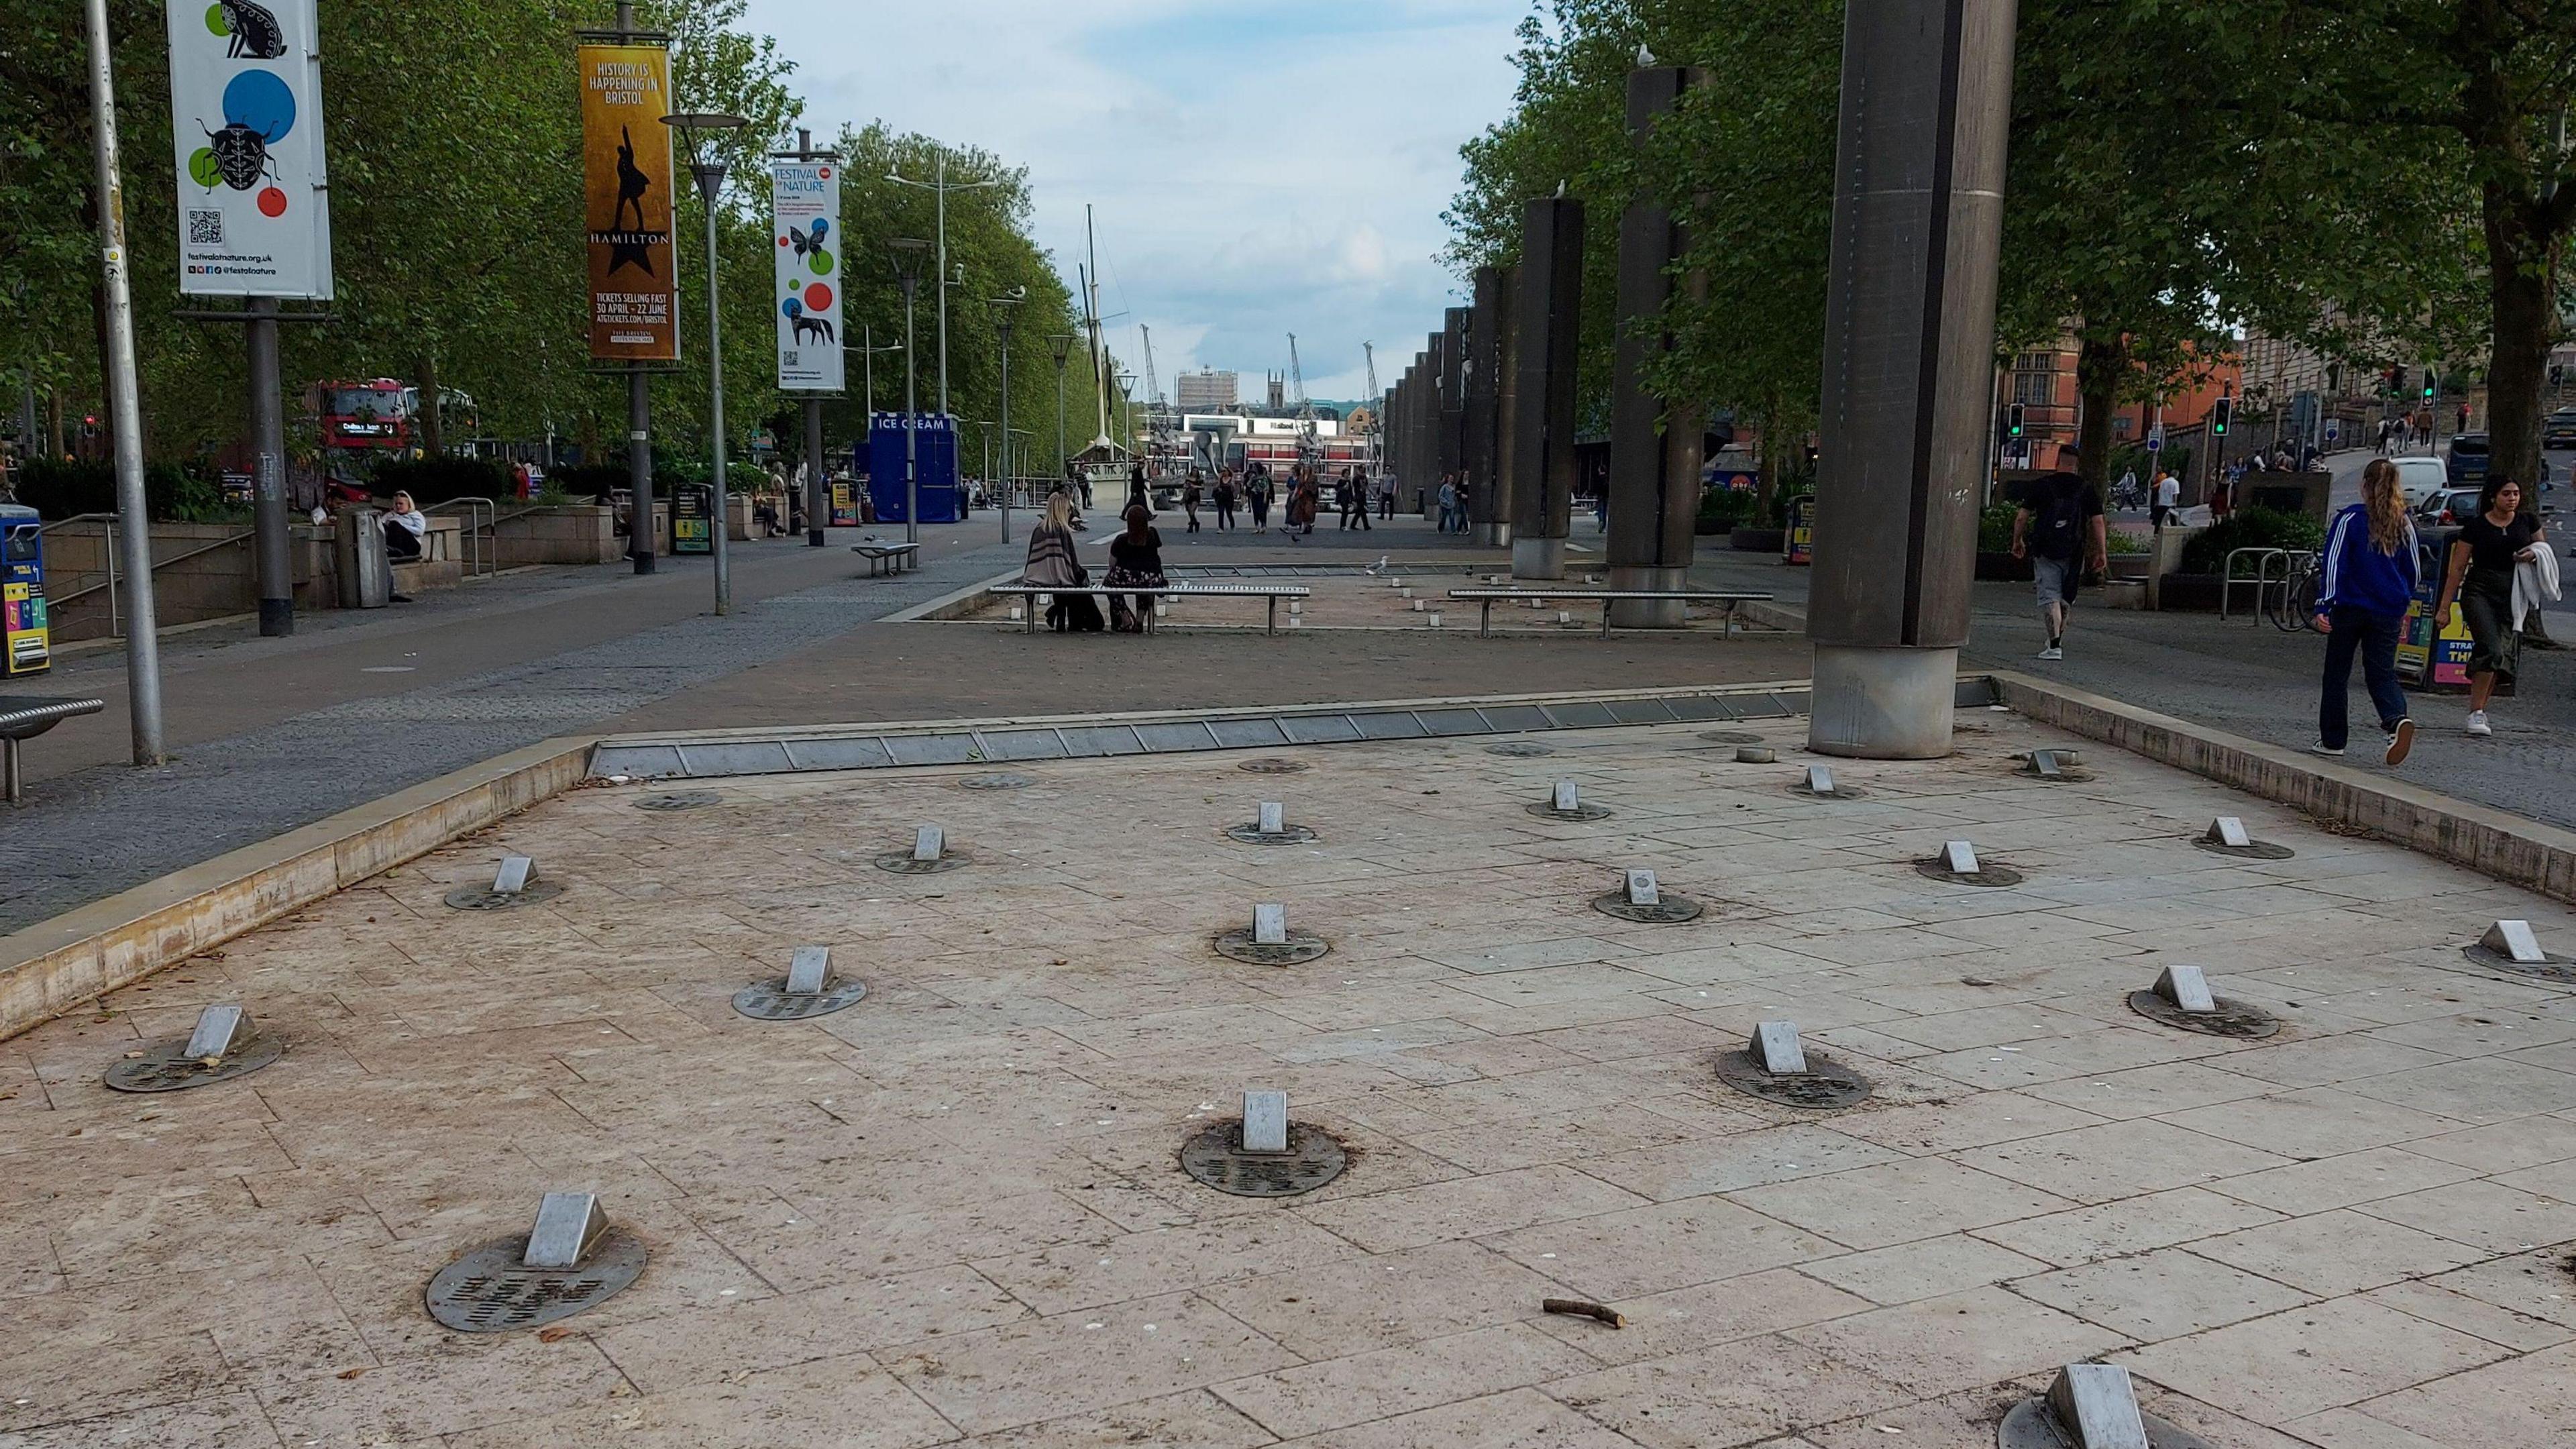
[1988,669,2576,904]
[0,735,597,1043]
[881,567,1024,625]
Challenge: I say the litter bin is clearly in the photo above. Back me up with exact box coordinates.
[337,506,392,609]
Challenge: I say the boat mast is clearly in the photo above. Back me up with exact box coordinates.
[1085,206,1112,452]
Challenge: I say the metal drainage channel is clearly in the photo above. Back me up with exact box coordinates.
[588,689,1813,782]
[424,1234,649,1334]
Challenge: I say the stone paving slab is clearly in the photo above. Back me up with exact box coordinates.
[6,709,2576,1446]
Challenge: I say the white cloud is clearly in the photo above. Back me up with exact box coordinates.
[743,0,1522,399]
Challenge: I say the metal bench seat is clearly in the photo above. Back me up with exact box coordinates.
[1445,588,1776,638]
[0,695,107,804]
[988,583,1312,636]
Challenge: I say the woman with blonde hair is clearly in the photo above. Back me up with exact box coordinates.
[1022,492,1102,631]
[2308,458,2420,764]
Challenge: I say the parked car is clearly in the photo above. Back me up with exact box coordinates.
[2544,408,2576,450]
[2447,432,2490,486]
[2390,455,2449,507]
[2413,486,2482,527]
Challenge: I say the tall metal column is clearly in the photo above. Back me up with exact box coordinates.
[1511,197,1584,578]
[1436,312,1466,491]
[246,297,292,633]
[85,0,162,763]
[1470,265,1515,547]
[1606,65,1707,627]
[627,370,654,571]
[1807,0,2018,759]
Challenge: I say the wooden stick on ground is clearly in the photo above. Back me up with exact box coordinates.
[1542,1297,1625,1328]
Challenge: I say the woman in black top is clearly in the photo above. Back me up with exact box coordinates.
[2434,475,2545,737]
[1102,504,1168,632]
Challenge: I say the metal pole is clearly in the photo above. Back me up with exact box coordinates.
[903,276,920,545]
[698,160,731,614]
[996,307,1014,541]
[85,0,163,765]
[619,3,655,576]
[246,296,292,635]
[934,150,949,420]
[863,324,875,417]
[798,129,827,548]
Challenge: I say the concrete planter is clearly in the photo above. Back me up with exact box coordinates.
[489,506,622,567]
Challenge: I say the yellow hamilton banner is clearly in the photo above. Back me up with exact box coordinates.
[580,43,680,362]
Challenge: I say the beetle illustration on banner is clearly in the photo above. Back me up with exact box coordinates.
[580,43,680,362]
[166,0,333,299]
[772,162,844,392]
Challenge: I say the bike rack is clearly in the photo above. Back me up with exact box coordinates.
[2219,547,2292,623]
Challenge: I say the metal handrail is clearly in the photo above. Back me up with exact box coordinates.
[30,513,123,635]
[427,496,498,579]
[50,525,254,636]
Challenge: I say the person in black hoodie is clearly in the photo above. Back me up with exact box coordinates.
[2309,458,2420,765]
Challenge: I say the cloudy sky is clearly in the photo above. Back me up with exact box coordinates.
[740,0,1525,402]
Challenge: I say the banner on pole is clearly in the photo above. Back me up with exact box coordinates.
[771,162,844,392]
[168,0,333,299]
[580,43,680,362]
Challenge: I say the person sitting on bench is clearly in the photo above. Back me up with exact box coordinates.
[382,491,425,602]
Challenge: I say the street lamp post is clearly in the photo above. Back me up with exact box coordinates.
[989,288,1024,540]
[888,238,930,545]
[885,148,1000,422]
[1049,332,1076,486]
[662,110,748,616]
[858,324,902,420]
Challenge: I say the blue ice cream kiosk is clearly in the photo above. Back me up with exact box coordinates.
[1,503,46,677]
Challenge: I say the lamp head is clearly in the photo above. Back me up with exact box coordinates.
[888,237,930,284]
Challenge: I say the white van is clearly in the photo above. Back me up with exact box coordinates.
[2389,455,2449,507]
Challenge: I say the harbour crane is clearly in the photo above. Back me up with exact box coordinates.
[1286,332,1318,455]
[1362,341,1381,474]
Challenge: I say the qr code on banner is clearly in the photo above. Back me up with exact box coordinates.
[781,349,800,368]
[188,210,223,246]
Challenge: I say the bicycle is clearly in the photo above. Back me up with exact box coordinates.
[2267,550,2322,631]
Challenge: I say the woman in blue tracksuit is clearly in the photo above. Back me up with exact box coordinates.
[2309,458,2420,765]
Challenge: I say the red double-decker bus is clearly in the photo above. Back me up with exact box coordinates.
[311,379,418,455]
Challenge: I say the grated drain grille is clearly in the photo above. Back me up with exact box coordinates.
[425,1234,646,1333]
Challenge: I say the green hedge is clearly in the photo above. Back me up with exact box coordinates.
[370,455,516,507]
[10,457,232,522]
[2179,506,2325,574]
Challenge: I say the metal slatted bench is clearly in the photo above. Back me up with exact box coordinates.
[987,583,1312,636]
[0,696,106,804]
[851,543,920,576]
[1446,588,1776,638]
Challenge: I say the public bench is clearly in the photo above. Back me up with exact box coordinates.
[852,543,920,576]
[0,695,107,804]
[987,582,1312,636]
[1446,588,1776,638]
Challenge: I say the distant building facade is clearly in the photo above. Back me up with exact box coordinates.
[1175,369,1238,411]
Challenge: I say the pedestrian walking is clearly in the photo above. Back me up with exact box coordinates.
[1377,473,1395,520]
[1183,472,1202,533]
[2150,469,2180,528]
[2114,468,2138,511]
[2434,475,2550,737]
[2008,469,2106,661]
[2208,474,2233,523]
[1248,468,1272,528]
[2308,459,2420,765]
[1126,462,1150,515]
[1213,473,1237,531]
[1436,474,1458,533]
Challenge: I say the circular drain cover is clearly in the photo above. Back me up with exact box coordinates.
[2459,945,2576,982]
[958,773,1034,792]
[1592,890,1705,924]
[1488,741,1553,757]
[103,1032,285,1093]
[2126,989,2283,1038]
[425,1232,649,1334]
[1212,928,1330,965]
[1998,1397,2218,1449]
[1180,1121,1348,1197]
[1698,730,1764,745]
[1714,1048,1874,1109]
[1238,757,1309,774]
[2193,836,2296,861]
[443,881,566,910]
[875,852,966,875]
[1914,858,2026,888]
[632,790,720,812]
[1225,822,1319,845]
[732,977,871,1021]
[1526,802,1613,822]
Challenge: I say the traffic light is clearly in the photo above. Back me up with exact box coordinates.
[2210,396,2232,435]
[2006,403,2025,439]
[2421,368,2438,402]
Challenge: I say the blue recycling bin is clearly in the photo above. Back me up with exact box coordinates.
[867,413,961,524]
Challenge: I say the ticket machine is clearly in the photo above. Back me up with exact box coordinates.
[1,503,46,677]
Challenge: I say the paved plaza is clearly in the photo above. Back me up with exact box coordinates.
[7,707,2575,1446]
